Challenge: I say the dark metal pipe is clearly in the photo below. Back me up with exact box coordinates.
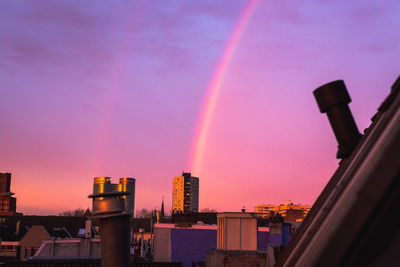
[313,80,361,159]
[100,214,131,267]
[89,191,131,267]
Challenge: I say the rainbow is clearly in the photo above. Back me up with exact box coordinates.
[189,0,259,175]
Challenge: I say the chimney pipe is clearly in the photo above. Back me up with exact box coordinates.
[89,191,131,267]
[313,80,361,159]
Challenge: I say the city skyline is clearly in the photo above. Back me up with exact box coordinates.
[1,1,399,215]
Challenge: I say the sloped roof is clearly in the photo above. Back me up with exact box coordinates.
[44,226,72,238]
[0,215,86,240]
[276,76,400,267]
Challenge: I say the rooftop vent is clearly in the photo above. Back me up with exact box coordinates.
[313,80,361,159]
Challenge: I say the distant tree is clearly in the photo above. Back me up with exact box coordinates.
[135,208,153,218]
[200,208,217,213]
[59,208,91,217]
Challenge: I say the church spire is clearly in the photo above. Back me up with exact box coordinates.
[160,197,165,219]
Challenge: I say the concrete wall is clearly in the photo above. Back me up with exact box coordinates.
[170,228,216,266]
[217,213,257,251]
[264,223,291,246]
[153,227,171,262]
[154,222,291,266]
[257,230,269,250]
[34,239,101,258]
[54,242,80,256]
[207,250,266,267]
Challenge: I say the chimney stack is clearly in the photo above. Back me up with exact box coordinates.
[313,80,361,159]
[89,192,131,267]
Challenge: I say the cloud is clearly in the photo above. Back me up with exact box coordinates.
[0,1,122,74]
[0,0,225,80]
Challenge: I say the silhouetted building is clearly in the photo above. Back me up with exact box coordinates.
[0,173,17,215]
[92,176,135,216]
[171,212,217,225]
[0,215,87,262]
[153,217,291,266]
[20,225,72,260]
[172,172,199,213]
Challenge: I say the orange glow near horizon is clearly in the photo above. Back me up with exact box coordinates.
[1,1,396,215]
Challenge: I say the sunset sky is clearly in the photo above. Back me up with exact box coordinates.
[0,0,399,215]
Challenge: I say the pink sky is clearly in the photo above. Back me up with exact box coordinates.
[0,1,399,215]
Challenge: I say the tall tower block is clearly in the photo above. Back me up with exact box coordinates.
[172,172,199,213]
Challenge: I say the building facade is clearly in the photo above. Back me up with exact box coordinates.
[254,203,311,221]
[172,173,199,213]
[0,173,17,215]
[254,204,277,218]
[153,221,291,266]
[92,177,135,216]
[0,241,20,262]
